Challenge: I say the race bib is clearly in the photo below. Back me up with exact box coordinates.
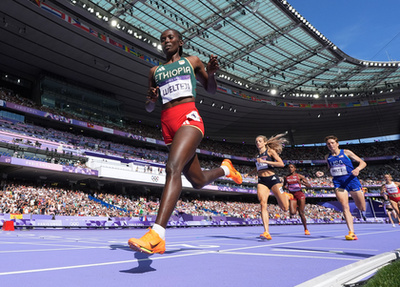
[288,183,301,192]
[386,185,399,195]
[160,75,193,104]
[256,162,269,171]
[330,165,348,177]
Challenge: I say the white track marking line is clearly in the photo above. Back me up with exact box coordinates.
[205,228,398,253]
[0,246,112,253]
[0,246,359,277]
[0,236,360,276]
[283,247,379,251]
[0,251,210,276]
[214,251,358,261]
[0,237,121,246]
[0,241,109,248]
[271,248,347,255]
[163,227,364,245]
[0,227,395,276]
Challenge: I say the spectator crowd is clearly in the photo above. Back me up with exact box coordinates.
[0,181,343,222]
[0,86,399,223]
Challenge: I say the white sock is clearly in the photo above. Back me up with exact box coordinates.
[221,165,230,176]
[152,223,166,240]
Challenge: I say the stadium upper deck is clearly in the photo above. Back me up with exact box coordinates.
[0,0,399,144]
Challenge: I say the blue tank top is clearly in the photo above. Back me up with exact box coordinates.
[256,149,274,171]
[327,149,354,178]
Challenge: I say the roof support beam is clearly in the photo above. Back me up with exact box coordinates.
[283,60,342,92]
[359,68,398,90]
[320,66,367,91]
[253,45,325,85]
[183,0,254,41]
[224,22,298,68]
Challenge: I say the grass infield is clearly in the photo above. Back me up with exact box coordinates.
[363,259,400,287]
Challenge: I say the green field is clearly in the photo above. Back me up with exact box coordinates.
[364,259,400,287]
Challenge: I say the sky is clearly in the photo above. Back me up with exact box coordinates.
[288,0,400,62]
[286,1,400,144]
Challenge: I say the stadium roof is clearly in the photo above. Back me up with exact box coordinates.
[0,0,399,144]
[90,0,400,97]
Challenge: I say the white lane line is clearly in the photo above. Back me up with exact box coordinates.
[214,228,399,253]
[270,247,380,255]
[271,248,346,254]
[0,251,210,276]
[214,236,339,253]
[164,227,383,245]
[164,227,351,239]
[285,247,379,251]
[215,251,358,261]
[0,227,395,276]
[0,241,109,249]
[0,246,112,253]
[0,237,118,246]
[0,235,360,276]
[0,247,358,277]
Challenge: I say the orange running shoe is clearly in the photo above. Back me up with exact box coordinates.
[128,228,166,254]
[345,232,358,241]
[260,232,272,240]
[285,192,294,200]
[221,159,243,184]
[304,229,311,235]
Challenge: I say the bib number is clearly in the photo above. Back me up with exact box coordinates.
[330,165,348,177]
[256,162,268,171]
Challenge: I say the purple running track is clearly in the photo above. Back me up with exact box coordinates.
[0,223,399,287]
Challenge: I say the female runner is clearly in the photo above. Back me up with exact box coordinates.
[381,174,400,223]
[128,29,242,254]
[324,135,366,240]
[283,164,312,235]
[379,193,399,227]
[245,134,291,240]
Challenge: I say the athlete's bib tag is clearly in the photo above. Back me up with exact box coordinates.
[256,162,268,171]
[160,75,193,104]
[386,185,399,195]
[330,165,348,176]
[288,183,301,192]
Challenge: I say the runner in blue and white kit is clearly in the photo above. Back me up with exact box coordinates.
[324,135,367,240]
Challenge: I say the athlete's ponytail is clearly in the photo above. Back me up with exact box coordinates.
[257,133,288,154]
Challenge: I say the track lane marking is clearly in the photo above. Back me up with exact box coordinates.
[0,227,397,276]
